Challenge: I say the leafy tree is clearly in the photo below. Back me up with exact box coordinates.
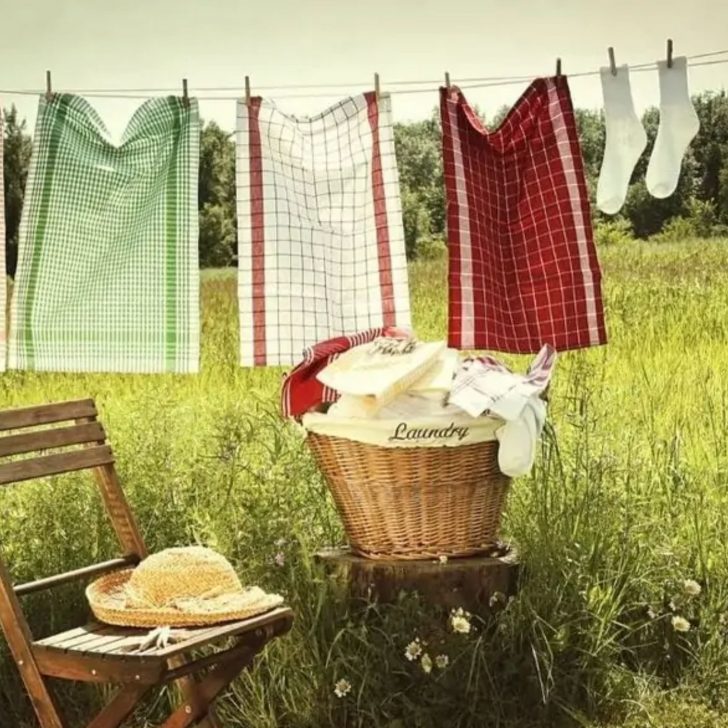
[3,106,32,276]
[198,120,236,267]
[393,114,444,258]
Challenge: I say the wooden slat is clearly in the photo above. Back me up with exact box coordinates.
[0,399,97,432]
[148,607,294,658]
[68,629,142,655]
[0,422,106,458]
[0,445,114,486]
[15,556,139,597]
[36,623,106,648]
[53,627,121,651]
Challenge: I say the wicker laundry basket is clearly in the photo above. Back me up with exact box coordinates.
[306,433,511,560]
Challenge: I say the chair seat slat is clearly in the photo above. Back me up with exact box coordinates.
[0,445,114,486]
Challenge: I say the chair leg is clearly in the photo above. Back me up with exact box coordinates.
[86,684,151,728]
[160,650,257,728]
[168,655,222,728]
[176,673,221,728]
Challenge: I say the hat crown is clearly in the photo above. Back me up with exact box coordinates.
[125,547,242,609]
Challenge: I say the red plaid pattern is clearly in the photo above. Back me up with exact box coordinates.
[441,77,607,353]
[237,92,411,367]
[281,327,408,418]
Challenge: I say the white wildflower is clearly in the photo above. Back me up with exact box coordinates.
[683,579,701,597]
[404,639,423,661]
[334,679,351,698]
[435,654,449,669]
[450,608,472,634]
[421,653,433,674]
[646,607,657,620]
[672,615,691,633]
[274,552,285,567]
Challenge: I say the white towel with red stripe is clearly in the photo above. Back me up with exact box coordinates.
[236,93,411,366]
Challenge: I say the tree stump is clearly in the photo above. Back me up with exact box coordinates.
[315,547,519,614]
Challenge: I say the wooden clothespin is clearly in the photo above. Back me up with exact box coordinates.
[445,72,451,89]
[182,78,189,108]
[245,76,251,106]
[555,58,562,76]
[374,72,381,100]
[45,70,53,102]
[666,38,674,68]
[608,47,617,76]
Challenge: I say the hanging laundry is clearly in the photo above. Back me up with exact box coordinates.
[8,95,200,373]
[236,92,411,367]
[440,78,607,353]
[646,57,700,199]
[0,109,6,372]
[597,65,647,214]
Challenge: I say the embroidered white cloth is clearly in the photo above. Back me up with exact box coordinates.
[236,92,411,366]
[0,109,5,371]
[448,345,556,420]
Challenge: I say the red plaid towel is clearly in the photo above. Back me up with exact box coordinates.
[281,327,409,418]
[441,78,607,353]
[237,93,411,367]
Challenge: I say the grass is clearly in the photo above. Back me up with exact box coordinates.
[2,239,728,727]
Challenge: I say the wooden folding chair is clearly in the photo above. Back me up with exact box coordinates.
[0,399,293,727]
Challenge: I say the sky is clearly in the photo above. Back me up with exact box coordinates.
[1,0,727,141]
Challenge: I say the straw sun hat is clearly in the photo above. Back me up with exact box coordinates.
[87,547,284,629]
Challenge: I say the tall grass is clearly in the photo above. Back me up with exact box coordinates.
[2,240,728,727]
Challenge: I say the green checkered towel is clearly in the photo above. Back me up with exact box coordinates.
[8,94,200,372]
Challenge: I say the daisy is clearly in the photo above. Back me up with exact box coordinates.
[405,639,423,661]
[334,679,352,698]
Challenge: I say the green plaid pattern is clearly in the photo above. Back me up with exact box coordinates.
[8,94,200,373]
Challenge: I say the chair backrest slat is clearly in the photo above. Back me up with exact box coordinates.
[0,422,106,458]
[0,399,97,432]
[0,445,114,486]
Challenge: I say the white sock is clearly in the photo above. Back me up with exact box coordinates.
[597,65,647,215]
[646,56,700,199]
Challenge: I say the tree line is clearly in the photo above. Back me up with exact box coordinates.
[3,90,728,272]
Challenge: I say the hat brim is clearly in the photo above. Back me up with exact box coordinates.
[87,569,285,629]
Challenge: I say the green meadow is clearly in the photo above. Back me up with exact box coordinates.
[2,240,728,727]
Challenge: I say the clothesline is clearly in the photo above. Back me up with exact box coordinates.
[0,48,727,101]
